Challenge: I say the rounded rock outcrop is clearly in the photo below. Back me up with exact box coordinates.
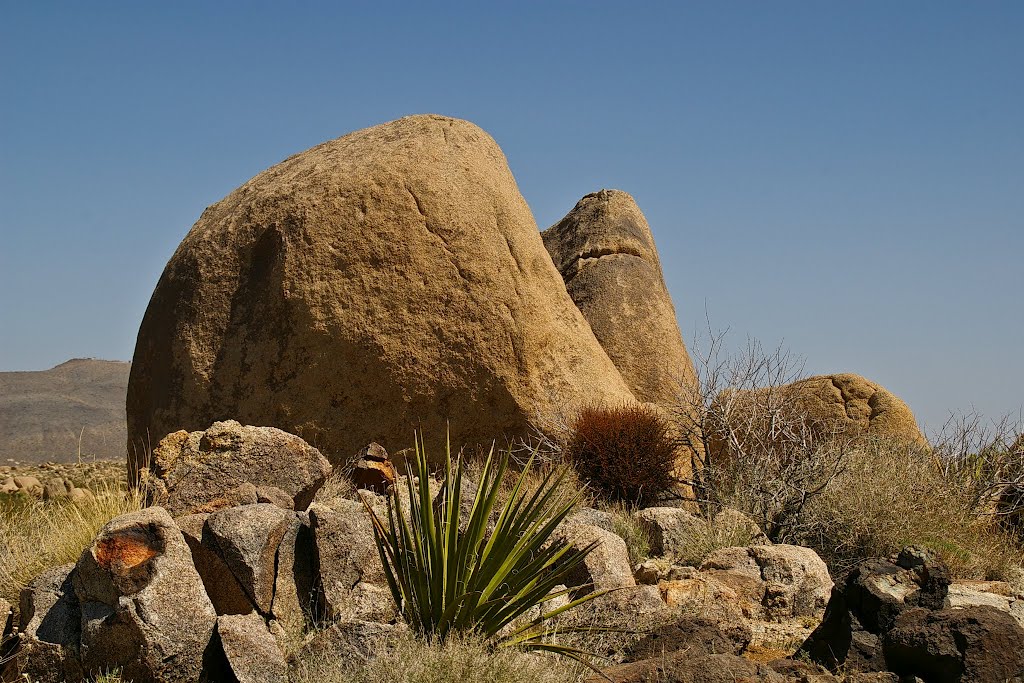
[127,115,634,474]
[708,373,925,460]
[542,189,697,409]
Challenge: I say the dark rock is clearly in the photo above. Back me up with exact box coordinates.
[351,443,398,494]
[205,504,293,614]
[625,615,751,661]
[73,507,216,683]
[270,514,317,625]
[883,605,1024,683]
[16,564,84,683]
[585,652,786,683]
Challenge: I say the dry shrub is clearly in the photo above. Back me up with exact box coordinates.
[565,404,679,507]
[0,482,143,607]
[799,437,1023,580]
[290,632,580,683]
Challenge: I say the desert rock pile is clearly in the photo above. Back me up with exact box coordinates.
[127,115,644,474]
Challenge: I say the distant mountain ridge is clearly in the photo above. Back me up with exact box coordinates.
[0,358,130,463]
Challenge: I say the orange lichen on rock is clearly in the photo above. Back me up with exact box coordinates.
[94,526,162,575]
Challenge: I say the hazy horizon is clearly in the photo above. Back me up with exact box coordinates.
[2,2,1021,434]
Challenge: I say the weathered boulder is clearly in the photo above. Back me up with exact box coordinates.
[215,613,288,683]
[175,513,254,615]
[708,373,925,460]
[270,513,317,626]
[309,500,388,619]
[566,507,616,533]
[553,522,636,593]
[16,564,83,683]
[73,507,216,683]
[883,605,1024,682]
[145,421,331,515]
[636,507,708,559]
[699,545,833,623]
[127,114,636,472]
[542,189,697,411]
[204,503,293,614]
[351,443,398,494]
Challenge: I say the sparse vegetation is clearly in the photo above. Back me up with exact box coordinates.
[290,632,580,683]
[365,436,605,659]
[675,328,1024,580]
[0,482,143,607]
[564,404,680,507]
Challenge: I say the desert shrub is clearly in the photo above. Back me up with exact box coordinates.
[675,329,1024,580]
[366,436,605,659]
[798,436,1023,580]
[0,482,143,607]
[290,632,580,683]
[564,404,679,507]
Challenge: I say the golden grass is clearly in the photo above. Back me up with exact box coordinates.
[0,483,144,607]
[290,632,582,683]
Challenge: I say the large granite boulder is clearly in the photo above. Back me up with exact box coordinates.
[145,420,331,515]
[73,507,216,683]
[127,114,635,473]
[542,189,697,410]
[708,373,925,460]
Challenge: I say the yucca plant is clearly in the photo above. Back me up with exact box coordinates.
[363,435,607,662]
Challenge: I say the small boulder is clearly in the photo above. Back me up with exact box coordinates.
[146,421,332,516]
[699,545,833,622]
[309,500,388,619]
[205,503,294,614]
[16,564,84,683]
[215,613,288,683]
[73,507,216,683]
[175,513,254,615]
[351,443,398,494]
[883,605,1024,683]
[13,475,42,496]
[553,523,636,593]
[636,507,708,559]
[566,507,616,533]
[256,485,295,510]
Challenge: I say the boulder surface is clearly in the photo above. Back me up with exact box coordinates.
[127,114,635,472]
[145,420,331,515]
[542,189,697,409]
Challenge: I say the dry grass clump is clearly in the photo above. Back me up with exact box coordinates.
[290,632,581,683]
[669,511,764,567]
[608,505,652,565]
[564,404,679,507]
[0,482,143,606]
[799,438,1023,580]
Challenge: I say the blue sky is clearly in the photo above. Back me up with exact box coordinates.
[1,2,1021,433]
